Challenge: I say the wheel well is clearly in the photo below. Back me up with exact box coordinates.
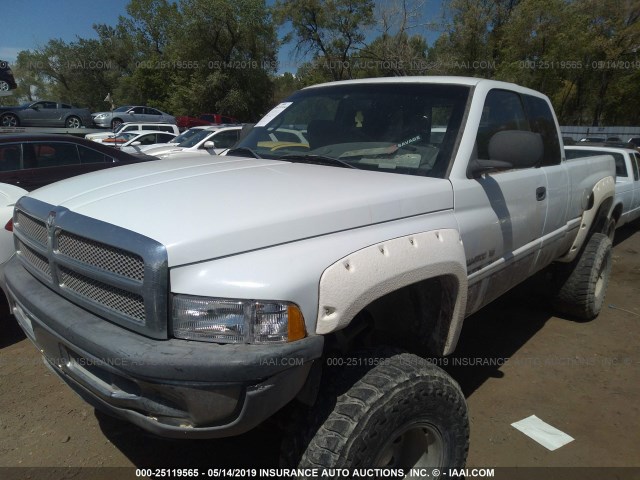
[322,276,458,358]
[611,202,623,223]
[589,196,614,238]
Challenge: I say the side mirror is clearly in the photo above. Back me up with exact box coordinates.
[131,141,141,146]
[203,140,215,150]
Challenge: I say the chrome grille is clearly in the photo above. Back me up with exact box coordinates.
[57,232,144,281]
[16,239,51,278]
[59,267,146,323]
[12,198,168,339]
[16,211,47,246]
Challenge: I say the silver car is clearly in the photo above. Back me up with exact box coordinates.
[92,106,176,130]
[0,101,93,128]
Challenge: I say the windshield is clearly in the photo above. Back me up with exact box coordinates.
[234,83,470,177]
[173,128,203,144]
[178,128,215,148]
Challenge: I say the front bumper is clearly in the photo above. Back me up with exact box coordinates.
[5,258,324,438]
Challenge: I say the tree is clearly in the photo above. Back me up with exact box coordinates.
[274,0,375,80]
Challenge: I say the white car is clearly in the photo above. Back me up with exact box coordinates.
[85,122,180,142]
[155,126,242,158]
[0,183,27,299]
[94,130,177,151]
[136,126,218,155]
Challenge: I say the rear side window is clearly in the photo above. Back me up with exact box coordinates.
[632,153,640,181]
[78,145,111,164]
[32,143,80,167]
[0,144,21,171]
[123,125,138,132]
[522,95,562,166]
[158,126,174,132]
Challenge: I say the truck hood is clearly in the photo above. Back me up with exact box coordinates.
[28,156,453,267]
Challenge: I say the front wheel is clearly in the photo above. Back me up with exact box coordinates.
[0,80,10,92]
[65,115,82,128]
[281,350,468,476]
[1,113,19,127]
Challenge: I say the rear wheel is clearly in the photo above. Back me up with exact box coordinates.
[553,233,612,320]
[65,115,82,128]
[281,349,468,477]
[1,113,19,127]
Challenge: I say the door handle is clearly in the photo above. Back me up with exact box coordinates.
[536,186,546,201]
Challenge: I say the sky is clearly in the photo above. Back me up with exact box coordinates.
[0,0,446,73]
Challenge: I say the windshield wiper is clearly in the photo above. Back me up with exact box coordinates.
[226,147,262,159]
[279,154,358,169]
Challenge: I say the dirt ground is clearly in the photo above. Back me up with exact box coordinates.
[0,225,639,479]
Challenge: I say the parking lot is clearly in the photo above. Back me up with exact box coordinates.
[0,224,639,478]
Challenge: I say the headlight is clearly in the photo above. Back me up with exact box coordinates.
[94,114,107,119]
[172,295,306,344]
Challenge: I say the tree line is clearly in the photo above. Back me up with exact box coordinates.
[4,0,640,125]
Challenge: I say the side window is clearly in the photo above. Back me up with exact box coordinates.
[33,143,80,167]
[210,130,239,149]
[42,101,57,109]
[612,153,627,177]
[132,107,145,114]
[522,95,562,166]
[78,145,109,164]
[632,153,640,181]
[145,108,161,116]
[137,134,157,145]
[158,126,173,132]
[158,133,176,143]
[201,114,215,122]
[123,125,137,132]
[476,90,530,162]
[0,144,22,171]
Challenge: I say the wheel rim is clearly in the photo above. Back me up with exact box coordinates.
[0,81,9,91]
[1,114,17,127]
[67,117,81,128]
[375,420,444,476]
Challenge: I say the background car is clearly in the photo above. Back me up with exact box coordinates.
[107,131,178,153]
[0,134,158,300]
[85,122,180,142]
[0,134,157,190]
[149,126,242,157]
[176,113,239,130]
[92,106,175,129]
[0,101,93,128]
[0,60,17,92]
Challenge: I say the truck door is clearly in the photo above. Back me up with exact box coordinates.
[452,89,548,315]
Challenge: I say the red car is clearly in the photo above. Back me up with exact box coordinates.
[175,113,239,130]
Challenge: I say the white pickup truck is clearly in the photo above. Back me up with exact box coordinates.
[566,145,640,230]
[6,77,615,473]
